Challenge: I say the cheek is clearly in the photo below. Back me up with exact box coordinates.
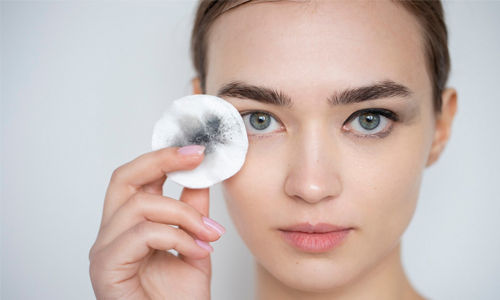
[221,139,287,243]
[344,124,430,247]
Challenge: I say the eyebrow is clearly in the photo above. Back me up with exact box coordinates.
[217,80,293,108]
[216,80,412,108]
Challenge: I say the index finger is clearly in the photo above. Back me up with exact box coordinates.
[100,145,205,229]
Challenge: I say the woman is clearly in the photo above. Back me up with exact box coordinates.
[89,0,458,299]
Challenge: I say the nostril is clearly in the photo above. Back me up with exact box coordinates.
[285,176,342,204]
[291,193,334,204]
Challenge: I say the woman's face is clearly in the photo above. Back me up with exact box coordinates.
[205,0,436,291]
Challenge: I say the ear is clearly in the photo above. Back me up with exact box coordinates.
[426,87,458,167]
[192,77,203,95]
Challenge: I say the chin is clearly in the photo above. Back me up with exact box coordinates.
[262,254,360,293]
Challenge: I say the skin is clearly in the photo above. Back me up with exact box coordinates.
[89,0,457,299]
[195,0,457,299]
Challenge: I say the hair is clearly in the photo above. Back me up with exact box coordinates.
[190,0,450,114]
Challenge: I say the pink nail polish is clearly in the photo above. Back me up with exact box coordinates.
[202,216,226,236]
[177,145,205,156]
[195,239,214,253]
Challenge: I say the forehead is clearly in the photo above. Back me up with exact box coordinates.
[205,0,431,101]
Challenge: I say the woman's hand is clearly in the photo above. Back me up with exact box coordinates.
[89,145,225,300]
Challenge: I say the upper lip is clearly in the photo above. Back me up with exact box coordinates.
[279,222,351,233]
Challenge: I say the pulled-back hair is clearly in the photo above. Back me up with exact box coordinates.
[190,0,450,114]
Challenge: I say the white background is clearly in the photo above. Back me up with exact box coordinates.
[2,1,499,299]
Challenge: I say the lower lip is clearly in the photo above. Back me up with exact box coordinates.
[279,229,352,253]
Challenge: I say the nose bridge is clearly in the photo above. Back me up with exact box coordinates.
[284,121,342,203]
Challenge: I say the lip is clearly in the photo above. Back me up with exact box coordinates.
[279,222,352,253]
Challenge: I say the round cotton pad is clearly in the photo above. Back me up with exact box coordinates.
[151,94,249,189]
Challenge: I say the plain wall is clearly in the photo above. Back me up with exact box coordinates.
[1,1,499,299]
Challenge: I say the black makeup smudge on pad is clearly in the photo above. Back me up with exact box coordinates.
[171,112,236,154]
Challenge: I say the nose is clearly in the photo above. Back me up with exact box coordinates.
[284,126,342,204]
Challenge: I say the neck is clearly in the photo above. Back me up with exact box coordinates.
[256,242,425,300]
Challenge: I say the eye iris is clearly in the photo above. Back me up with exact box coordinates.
[249,113,271,130]
[359,113,380,130]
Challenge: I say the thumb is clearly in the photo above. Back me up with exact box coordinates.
[178,187,212,277]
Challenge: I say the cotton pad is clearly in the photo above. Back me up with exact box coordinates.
[151,94,249,189]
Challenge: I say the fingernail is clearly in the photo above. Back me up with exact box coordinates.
[202,216,226,236]
[177,145,205,157]
[195,239,214,253]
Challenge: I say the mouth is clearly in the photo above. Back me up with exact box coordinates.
[278,222,353,253]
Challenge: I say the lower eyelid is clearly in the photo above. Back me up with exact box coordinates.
[345,120,395,138]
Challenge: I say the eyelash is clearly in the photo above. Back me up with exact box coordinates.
[240,110,285,139]
[240,108,399,139]
[342,108,399,139]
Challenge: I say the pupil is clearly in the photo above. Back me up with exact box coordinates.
[250,113,271,130]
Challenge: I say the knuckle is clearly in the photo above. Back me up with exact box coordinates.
[175,202,206,228]
[154,147,172,161]
[88,243,98,261]
[157,150,178,173]
[110,165,125,183]
[177,203,202,227]
[129,190,149,209]
[177,201,193,216]
[175,203,201,226]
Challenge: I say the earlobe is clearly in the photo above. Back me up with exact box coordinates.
[192,77,203,95]
[426,87,458,167]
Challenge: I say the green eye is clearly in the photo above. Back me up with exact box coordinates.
[358,113,380,130]
[249,112,271,130]
[241,111,284,137]
[343,108,398,139]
